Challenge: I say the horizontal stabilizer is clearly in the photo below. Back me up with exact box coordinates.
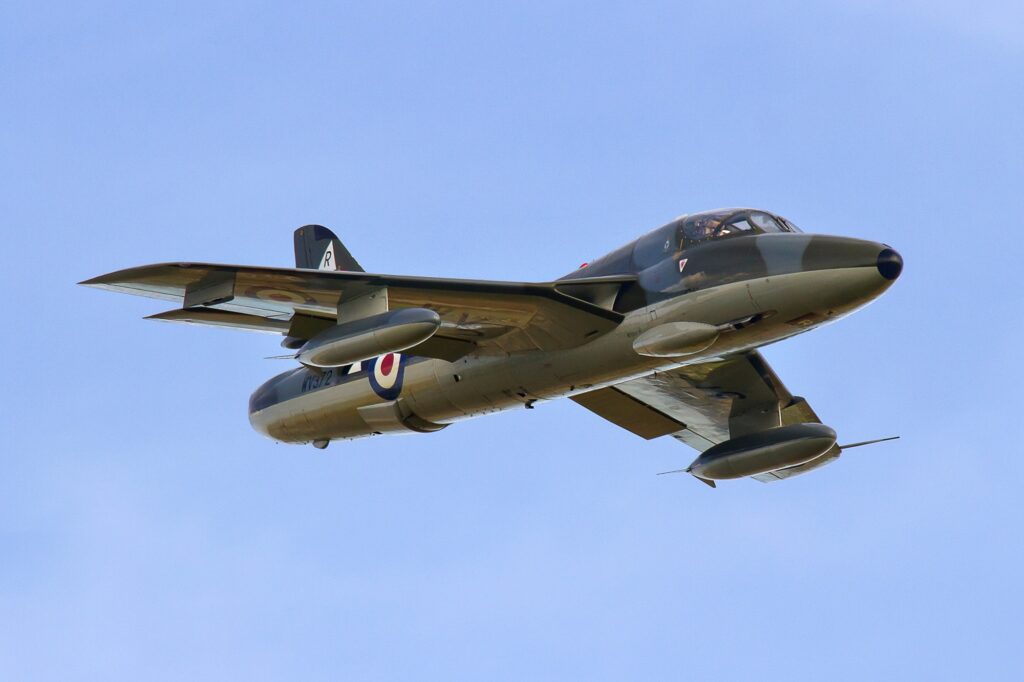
[146,308,289,333]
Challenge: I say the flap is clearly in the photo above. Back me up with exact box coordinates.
[570,387,685,440]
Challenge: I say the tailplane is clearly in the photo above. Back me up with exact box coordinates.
[293,225,364,272]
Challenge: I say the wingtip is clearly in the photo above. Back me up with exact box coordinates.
[78,262,198,288]
[78,270,131,287]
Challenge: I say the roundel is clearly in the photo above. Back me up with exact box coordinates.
[368,352,405,400]
[243,285,317,306]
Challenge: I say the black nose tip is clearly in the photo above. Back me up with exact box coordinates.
[877,248,903,281]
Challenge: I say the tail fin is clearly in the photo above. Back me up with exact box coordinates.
[293,225,364,272]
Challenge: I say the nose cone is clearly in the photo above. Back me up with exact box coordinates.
[743,233,901,330]
[877,247,903,281]
[796,235,903,282]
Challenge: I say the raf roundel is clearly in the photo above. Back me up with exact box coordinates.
[368,352,405,400]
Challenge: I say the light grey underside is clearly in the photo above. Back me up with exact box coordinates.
[570,351,841,482]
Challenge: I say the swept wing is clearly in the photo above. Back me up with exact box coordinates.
[80,263,632,356]
[571,351,841,482]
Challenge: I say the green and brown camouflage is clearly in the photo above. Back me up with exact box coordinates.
[82,207,902,486]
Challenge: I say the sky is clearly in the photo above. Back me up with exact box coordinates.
[2,1,1023,679]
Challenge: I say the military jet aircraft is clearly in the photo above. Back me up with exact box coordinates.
[81,208,902,486]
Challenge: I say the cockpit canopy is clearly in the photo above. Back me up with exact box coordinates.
[681,209,798,243]
[562,208,803,280]
[631,208,801,270]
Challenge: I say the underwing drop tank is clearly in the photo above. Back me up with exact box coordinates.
[297,307,440,368]
[687,423,837,481]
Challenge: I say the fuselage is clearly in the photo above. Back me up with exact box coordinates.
[249,209,902,445]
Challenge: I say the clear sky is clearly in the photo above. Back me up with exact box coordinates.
[2,1,1022,679]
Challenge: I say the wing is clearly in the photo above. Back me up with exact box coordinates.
[570,351,840,482]
[80,263,633,357]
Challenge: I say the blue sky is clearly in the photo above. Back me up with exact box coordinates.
[2,1,1022,679]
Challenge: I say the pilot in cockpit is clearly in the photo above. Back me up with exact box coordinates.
[687,215,726,242]
[681,210,794,246]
